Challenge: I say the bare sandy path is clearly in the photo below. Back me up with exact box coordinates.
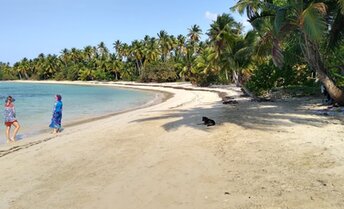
[0,81,343,209]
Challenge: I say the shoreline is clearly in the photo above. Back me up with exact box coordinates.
[0,80,174,146]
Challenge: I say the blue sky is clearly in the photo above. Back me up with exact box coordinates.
[0,0,249,64]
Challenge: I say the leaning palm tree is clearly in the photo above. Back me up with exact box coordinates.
[232,0,344,105]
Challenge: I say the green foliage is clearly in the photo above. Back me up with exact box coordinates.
[245,61,315,96]
[140,61,177,83]
[78,68,94,81]
[189,72,218,87]
[66,65,80,81]
[245,62,279,95]
[302,3,327,42]
[93,69,109,81]
[0,63,16,80]
[329,67,344,88]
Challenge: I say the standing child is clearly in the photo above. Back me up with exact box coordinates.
[49,94,63,134]
[4,96,20,143]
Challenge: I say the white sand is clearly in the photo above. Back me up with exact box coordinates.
[0,81,343,209]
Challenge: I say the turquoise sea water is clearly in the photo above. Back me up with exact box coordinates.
[0,82,156,144]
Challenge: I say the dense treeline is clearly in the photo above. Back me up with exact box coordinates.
[1,0,344,104]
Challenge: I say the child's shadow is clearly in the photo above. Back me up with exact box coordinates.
[15,134,25,141]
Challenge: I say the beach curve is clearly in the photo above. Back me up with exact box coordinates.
[0,81,344,209]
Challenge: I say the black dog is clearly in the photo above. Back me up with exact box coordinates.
[202,116,216,126]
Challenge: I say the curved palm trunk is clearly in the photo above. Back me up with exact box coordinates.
[135,60,141,75]
[24,71,29,80]
[225,69,229,80]
[232,70,242,87]
[303,37,344,105]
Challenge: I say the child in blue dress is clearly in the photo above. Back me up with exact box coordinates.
[49,94,63,134]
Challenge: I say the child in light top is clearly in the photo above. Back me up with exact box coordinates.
[4,96,20,143]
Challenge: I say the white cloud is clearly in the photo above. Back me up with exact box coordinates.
[205,11,218,21]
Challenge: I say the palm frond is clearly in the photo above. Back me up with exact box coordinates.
[230,0,262,16]
[234,47,253,60]
[274,7,286,33]
[301,3,327,42]
[338,0,344,14]
[255,32,273,57]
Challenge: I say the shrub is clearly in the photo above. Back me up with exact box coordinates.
[245,61,315,96]
[245,62,278,96]
[190,72,218,87]
[140,61,177,83]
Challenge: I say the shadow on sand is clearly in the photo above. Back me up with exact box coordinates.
[131,98,344,132]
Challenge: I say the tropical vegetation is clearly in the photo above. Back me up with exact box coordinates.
[1,0,343,104]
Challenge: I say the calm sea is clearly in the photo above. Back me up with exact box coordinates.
[0,82,156,144]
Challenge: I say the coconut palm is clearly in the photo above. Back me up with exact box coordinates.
[143,37,160,64]
[187,24,202,44]
[97,41,109,59]
[15,58,31,79]
[176,34,187,59]
[157,30,173,61]
[130,40,145,75]
[83,45,95,61]
[113,40,123,59]
[207,13,242,81]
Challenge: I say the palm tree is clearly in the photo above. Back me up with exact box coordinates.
[207,13,241,81]
[157,30,172,61]
[83,45,95,61]
[60,48,71,68]
[176,34,187,59]
[179,42,198,80]
[97,41,109,59]
[143,37,160,64]
[16,58,31,79]
[187,24,202,44]
[113,40,123,59]
[106,56,123,80]
[130,40,145,75]
[191,47,218,86]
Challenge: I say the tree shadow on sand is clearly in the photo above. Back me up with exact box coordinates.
[130,98,344,132]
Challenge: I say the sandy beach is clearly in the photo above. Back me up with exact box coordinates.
[0,81,344,209]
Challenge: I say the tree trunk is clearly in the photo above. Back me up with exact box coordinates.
[135,60,141,75]
[303,36,344,105]
[24,71,29,80]
[232,70,241,87]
